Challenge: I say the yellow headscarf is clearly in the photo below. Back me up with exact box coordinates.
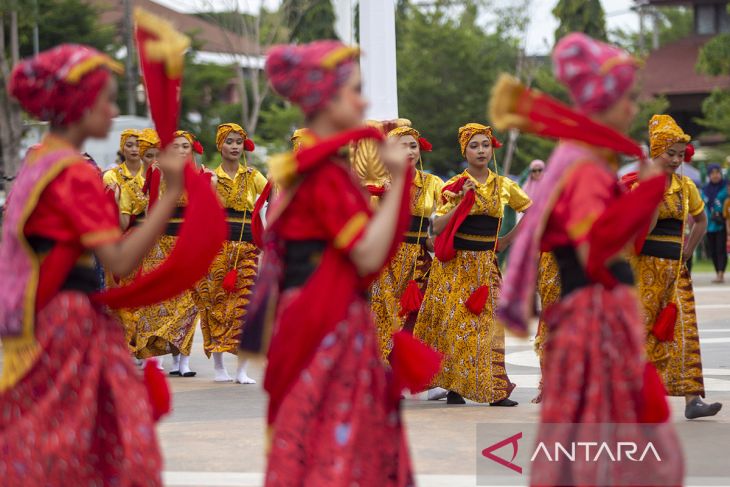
[137,128,160,157]
[458,122,494,156]
[216,123,248,151]
[119,128,140,153]
[387,126,421,140]
[649,114,691,159]
[291,128,315,151]
[173,129,194,145]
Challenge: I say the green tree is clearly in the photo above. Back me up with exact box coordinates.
[696,2,730,137]
[552,0,607,43]
[14,0,117,57]
[611,7,693,54]
[396,2,522,176]
[283,0,337,42]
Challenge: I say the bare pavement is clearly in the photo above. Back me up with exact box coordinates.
[2,273,728,486]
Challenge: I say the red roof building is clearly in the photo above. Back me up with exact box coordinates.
[640,0,730,140]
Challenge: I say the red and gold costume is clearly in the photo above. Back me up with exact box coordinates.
[240,40,438,487]
[0,45,162,486]
[414,123,530,404]
[194,123,267,356]
[532,251,560,403]
[493,33,682,487]
[371,126,443,360]
[631,115,706,397]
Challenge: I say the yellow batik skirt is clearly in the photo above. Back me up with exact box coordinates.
[133,235,199,358]
[533,251,561,403]
[413,249,515,403]
[104,271,139,350]
[194,240,259,356]
[631,255,705,397]
[371,241,432,361]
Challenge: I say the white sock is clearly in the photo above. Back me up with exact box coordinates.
[427,387,448,401]
[179,354,192,375]
[170,353,181,373]
[213,352,232,382]
[235,358,256,384]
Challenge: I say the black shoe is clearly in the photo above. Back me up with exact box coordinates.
[168,370,181,376]
[490,398,518,407]
[182,371,197,377]
[446,391,466,404]
[685,399,722,419]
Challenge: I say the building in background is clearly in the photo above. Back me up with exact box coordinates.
[639,0,730,142]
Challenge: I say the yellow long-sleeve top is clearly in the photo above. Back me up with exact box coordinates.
[214,164,268,211]
[435,169,532,217]
[102,162,146,216]
[411,170,444,217]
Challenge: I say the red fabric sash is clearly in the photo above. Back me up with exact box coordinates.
[142,165,161,210]
[93,163,227,309]
[265,165,413,425]
[433,177,474,262]
[585,174,666,288]
[366,184,386,197]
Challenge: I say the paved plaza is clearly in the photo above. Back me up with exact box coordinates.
[1,273,727,486]
[153,273,730,487]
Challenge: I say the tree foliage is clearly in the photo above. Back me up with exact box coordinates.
[283,0,338,43]
[696,4,730,136]
[611,7,693,55]
[552,0,607,44]
[395,2,523,176]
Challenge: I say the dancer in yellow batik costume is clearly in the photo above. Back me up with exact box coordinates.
[631,114,722,419]
[371,126,443,362]
[102,129,150,348]
[414,123,531,405]
[532,251,560,403]
[195,123,266,383]
[133,130,203,377]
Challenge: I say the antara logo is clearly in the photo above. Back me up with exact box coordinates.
[530,442,662,462]
[481,432,523,474]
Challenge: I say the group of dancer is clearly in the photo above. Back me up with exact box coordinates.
[0,18,723,487]
[102,124,265,383]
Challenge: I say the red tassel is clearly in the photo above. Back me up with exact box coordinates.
[399,279,423,317]
[639,362,670,423]
[366,184,386,197]
[418,137,432,152]
[143,360,171,421]
[652,303,677,342]
[192,140,204,154]
[390,330,443,393]
[491,136,502,148]
[222,268,238,293]
[465,285,490,314]
[684,143,694,163]
[244,138,255,152]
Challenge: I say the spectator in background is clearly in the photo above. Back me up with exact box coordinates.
[703,164,728,283]
[724,179,730,255]
[521,159,545,198]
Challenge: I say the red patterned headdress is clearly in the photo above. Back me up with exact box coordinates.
[265,40,360,116]
[553,32,639,114]
[9,44,122,126]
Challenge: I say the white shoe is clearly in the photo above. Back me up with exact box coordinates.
[214,367,233,382]
[235,372,257,384]
[427,387,448,401]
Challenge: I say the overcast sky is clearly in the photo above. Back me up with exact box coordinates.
[152,0,640,55]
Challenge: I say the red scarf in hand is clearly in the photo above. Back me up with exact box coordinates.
[433,177,475,262]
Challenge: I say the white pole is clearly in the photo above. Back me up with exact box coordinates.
[359,0,398,120]
[333,0,353,44]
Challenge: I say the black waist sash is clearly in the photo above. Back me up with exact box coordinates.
[225,208,253,242]
[162,206,186,236]
[454,215,499,251]
[27,236,99,294]
[553,246,634,297]
[640,218,682,260]
[282,240,327,290]
[404,215,429,245]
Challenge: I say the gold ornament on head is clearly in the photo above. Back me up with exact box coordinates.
[648,114,690,159]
